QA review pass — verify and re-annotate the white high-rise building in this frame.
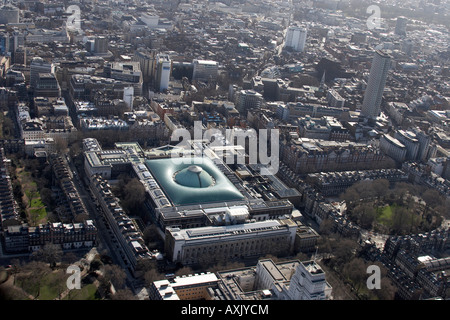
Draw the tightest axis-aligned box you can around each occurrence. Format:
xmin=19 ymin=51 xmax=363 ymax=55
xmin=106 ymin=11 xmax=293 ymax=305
xmin=394 ymin=130 xmax=419 ymax=161
xmin=286 ymin=261 xmax=327 ymax=300
xmin=155 ymin=54 xmax=171 ymax=92
xmin=361 ymin=50 xmax=391 ymax=119
xmin=123 ymin=87 xmax=134 ymax=110
xmin=284 ymin=26 xmax=307 ymax=52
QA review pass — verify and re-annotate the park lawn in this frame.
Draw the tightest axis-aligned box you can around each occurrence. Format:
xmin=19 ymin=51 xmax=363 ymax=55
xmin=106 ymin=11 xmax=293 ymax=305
xmin=17 ymin=169 xmax=48 ymax=225
xmin=63 ymin=283 xmax=99 ymax=300
xmin=29 ymin=198 xmax=48 ymax=224
xmin=30 ymin=197 xmax=45 ymax=208
xmin=376 ymin=204 xmax=397 ymax=227
xmin=39 ymin=283 xmax=60 ymax=300
xmin=18 ymin=271 xmax=64 ymax=300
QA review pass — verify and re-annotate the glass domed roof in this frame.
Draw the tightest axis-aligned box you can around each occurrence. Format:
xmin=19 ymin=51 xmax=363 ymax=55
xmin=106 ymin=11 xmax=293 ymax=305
xmin=174 ymin=165 xmax=214 ymax=188
xmin=145 ymin=157 xmax=245 ymax=206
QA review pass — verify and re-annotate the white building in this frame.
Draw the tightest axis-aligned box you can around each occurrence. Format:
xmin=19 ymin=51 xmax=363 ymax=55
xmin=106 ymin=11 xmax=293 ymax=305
xmin=394 ymin=130 xmax=420 ymax=161
xmin=361 ymin=50 xmax=391 ymax=119
xmin=165 ymin=219 xmax=298 ymax=265
xmin=284 ymin=260 xmax=328 ymax=300
xmin=150 ymin=273 xmax=219 ymax=300
xmin=387 ymin=102 xmax=410 ymax=124
xmin=192 ymin=59 xmax=218 ymax=82
xmin=218 ymin=258 xmax=331 ymax=300
xmin=140 ymin=13 xmax=159 ymax=27
xmin=427 ymin=157 xmax=446 ymax=177
xmin=410 ymin=127 xmax=431 ymax=162
xmin=105 ymin=61 xmax=143 ymax=95
xmin=284 ymin=26 xmax=307 ymax=52
xmin=30 ymin=57 xmax=54 ymax=88
xmin=380 ymin=133 xmax=407 ymax=162
xmin=123 ymin=86 xmax=134 ymax=110
xmin=155 ymin=54 xmax=171 ymax=91
xmin=327 ymin=89 xmax=345 ymax=108
xmin=235 ymin=89 xmax=263 ymax=113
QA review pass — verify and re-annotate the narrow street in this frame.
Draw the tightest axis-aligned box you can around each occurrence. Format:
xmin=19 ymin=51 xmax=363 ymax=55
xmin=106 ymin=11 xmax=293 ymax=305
xmin=65 ymin=155 xmax=143 ymax=295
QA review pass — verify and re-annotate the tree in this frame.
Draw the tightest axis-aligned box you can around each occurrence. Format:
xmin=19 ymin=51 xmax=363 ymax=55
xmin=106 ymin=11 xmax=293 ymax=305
xmin=68 ymin=140 xmax=81 ymax=159
xmin=319 ymin=219 xmax=335 ymax=235
xmin=175 ymin=266 xmax=194 ymax=277
xmin=317 ymin=236 xmax=333 ymax=260
xmin=111 ymin=173 xmax=131 ymax=199
xmin=143 ymin=224 xmax=161 ymax=243
xmin=208 ymin=261 xmax=245 ymax=273
xmin=12 ymin=180 xmax=23 ymax=199
xmin=10 ymin=259 xmax=22 ymax=285
xmin=135 ymin=258 xmax=157 ymax=273
xmin=392 ymin=207 xmax=409 ymax=235
xmin=63 ymin=252 xmax=78 ymax=264
xmin=330 ymin=238 xmax=359 ymax=269
xmin=371 ymin=179 xmax=390 ymax=199
xmin=342 ymin=258 xmax=367 ymax=295
xmin=54 ymin=136 xmax=68 ymax=154
xmin=144 ymin=269 xmax=164 ymax=286
xmin=101 ymin=264 xmax=127 ymax=290
xmin=421 ymin=189 xmax=443 ymax=208
xmin=122 ymin=178 xmax=146 ymax=215
xmin=2 ymin=116 xmax=14 ymax=138
xmin=111 ymin=288 xmax=137 ymax=300
xmin=40 ymin=187 xmax=54 ymax=208
xmin=74 ymin=213 xmax=90 ymax=223
xmin=27 ymin=190 xmax=40 ymax=209
xmin=435 ymin=199 xmax=450 ymax=219
xmin=32 ymin=244 xmax=63 ymax=268
xmin=353 ymin=203 xmax=376 ymax=230
xmin=21 ymin=261 xmax=51 ymax=298
xmin=90 ymin=259 xmax=103 ymax=272
xmin=340 ymin=187 xmax=360 ymax=204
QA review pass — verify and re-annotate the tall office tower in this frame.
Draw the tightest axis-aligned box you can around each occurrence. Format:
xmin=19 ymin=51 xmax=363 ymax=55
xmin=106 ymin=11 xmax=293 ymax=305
xmin=0 ymin=32 xmax=8 ymax=54
xmin=394 ymin=130 xmax=419 ymax=161
xmin=30 ymin=57 xmax=54 ymax=89
xmin=94 ymin=36 xmax=108 ymax=55
xmin=395 ymin=16 xmax=408 ymax=36
xmin=133 ymin=48 xmax=157 ymax=83
xmin=361 ymin=50 xmax=391 ymax=119
xmin=410 ymin=127 xmax=431 ymax=162
xmin=284 ymin=26 xmax=307 ymax=52
xmin=123 ymin=87 xmax=134 ymax=110
xmin=155 ymin=54 xmax=171 ymax=92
